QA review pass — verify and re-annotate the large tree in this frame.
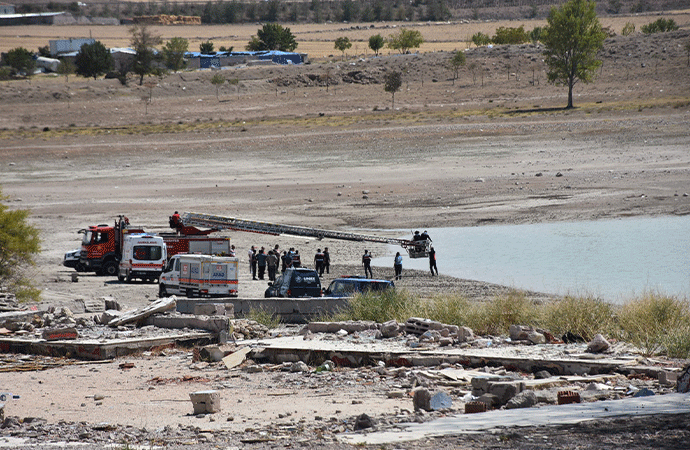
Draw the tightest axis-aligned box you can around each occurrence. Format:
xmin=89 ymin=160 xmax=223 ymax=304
xmin=542 ymin=0 xmax=606 ymax=109
xmin=0 ymin=188 xmax=41 ymax=302
xmin=387 ymin=28 xmax=424 ymax=54
xmin=368 ymin=34 xmax=384 ymax=56
xmin=130 ymin=24 xmax=162 ymax=85
xmin=162 ymin=37 xmax=189 ymax=71
xmin=246 ymin=24 xmax=298 ymax=52
xmin=334 ymin=36 xmax=352 ymax=60
xmin=5 ymin=47 xmax=36 ymax=76
xmin=75 ymin=41 xmax=113 ymax=79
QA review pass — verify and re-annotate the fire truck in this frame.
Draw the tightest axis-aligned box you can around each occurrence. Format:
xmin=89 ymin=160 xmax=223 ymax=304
xmin=77 ymin=215 xmax=231 ymax=277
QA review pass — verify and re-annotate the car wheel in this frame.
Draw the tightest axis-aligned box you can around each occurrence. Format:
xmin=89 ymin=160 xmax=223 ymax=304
xmin=102 ymin=261 xmax=118 ymax=277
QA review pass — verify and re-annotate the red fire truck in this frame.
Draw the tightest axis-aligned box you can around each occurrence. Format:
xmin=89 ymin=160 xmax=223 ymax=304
xmin=77 ymin=215 xmax=231 ymax=277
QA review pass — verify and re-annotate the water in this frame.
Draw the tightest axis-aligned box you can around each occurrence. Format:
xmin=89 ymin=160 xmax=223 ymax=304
xmin=373 ymin=216 xmax=690 ymax=303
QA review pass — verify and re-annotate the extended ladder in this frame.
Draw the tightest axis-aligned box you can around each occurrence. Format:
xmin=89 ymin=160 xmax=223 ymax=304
xmin=181 ymin=212 xmax=431 ymax=258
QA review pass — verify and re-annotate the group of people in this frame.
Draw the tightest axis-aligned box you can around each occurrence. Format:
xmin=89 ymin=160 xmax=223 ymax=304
xmin=247 ymin=245 xmax=331 ymax=281
xmin=363 ymin=243 xmax=438 ymax=280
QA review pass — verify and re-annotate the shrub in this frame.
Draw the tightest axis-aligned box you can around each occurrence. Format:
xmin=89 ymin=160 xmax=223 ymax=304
xmin=471 ymin=32 xmax=491 ymax=47
xmin=540 ymin=295 xmax=615 ymax=341
xmin=426 ymin=294 xmax=472 ymax=327
xmin=343 ymin=289 xmax=422 ymax=323
xmin=641 ymin=18 xmax=679 ymax=34
xmin=622 ymin=22 xmax=635 ymax=36
xmin=474 ymin=290 xmax=536 ymax=335
xmin=247 ymin=307 xmax=282 ymax=329
xmin=492 ymin=26 xmax=529 ymax=45
xmin=616 ymin=293 xmax=690 ymax=356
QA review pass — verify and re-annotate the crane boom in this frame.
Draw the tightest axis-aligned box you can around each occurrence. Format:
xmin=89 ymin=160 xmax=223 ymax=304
xmin=181 ymin=212 xmax=431 ymax=258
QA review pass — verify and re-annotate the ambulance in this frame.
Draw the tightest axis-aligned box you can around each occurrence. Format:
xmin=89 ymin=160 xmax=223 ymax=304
xmin=159 ymin=254 xmax=239 ymax=298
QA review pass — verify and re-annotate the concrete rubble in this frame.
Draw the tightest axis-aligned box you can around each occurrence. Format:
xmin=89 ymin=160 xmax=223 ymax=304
xmin=0 ymin=299 xmax=689 ymax=447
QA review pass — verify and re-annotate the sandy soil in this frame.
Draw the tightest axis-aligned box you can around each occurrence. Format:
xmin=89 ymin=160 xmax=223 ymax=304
xmin=0 ymin=26 xmax=689 ymax=449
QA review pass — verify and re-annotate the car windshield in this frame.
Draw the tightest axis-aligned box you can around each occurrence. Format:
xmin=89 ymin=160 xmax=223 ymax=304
xmin=133 ymin=245 xmax=163 ymax=261
xmin=82 ymin=231 xmax=93 ymax=245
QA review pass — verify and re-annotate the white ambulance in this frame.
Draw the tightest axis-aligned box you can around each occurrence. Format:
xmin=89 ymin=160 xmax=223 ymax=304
xmin=118 ymin=233 xmax=167 ymax=283
xmin=158 ymin=254 xmax=239 ymax=298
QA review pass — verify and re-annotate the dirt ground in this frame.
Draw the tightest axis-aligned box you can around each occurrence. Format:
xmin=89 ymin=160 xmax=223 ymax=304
xmin=0 ymin=24 xmax=689 ymax=449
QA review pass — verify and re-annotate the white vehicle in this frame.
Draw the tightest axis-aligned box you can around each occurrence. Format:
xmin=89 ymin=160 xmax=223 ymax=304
xmin=118 ymin=234 xmax=167 ymax=283
xmin=159 ymin=254 xmax=239 ymax=298
xmin=63 ymin=248 xmax=85 ymax=271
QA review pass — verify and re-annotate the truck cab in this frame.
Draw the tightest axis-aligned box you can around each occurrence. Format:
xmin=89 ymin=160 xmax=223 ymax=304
xmin=79 ymin=216 xmax=143 ymax=276
xmin=118 ymin=234 xmax=167 ymax=283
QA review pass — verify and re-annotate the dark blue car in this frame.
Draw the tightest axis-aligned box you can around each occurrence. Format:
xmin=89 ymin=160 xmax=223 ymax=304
xmin=323 ymin=276 xmax=395 ymax=297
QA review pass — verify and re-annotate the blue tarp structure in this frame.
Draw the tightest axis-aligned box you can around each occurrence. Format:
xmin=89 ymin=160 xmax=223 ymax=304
xmin=185 ymin=50 xmax=303 ymax=66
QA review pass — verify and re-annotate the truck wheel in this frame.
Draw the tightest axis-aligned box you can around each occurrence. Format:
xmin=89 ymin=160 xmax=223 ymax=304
xmin=159 ymin=284 xmax=167 ymax=298
xmin=102 ymin=261 xmax=118 ymax=277
xmin=75 ymin=263 xmax=87 ymax=272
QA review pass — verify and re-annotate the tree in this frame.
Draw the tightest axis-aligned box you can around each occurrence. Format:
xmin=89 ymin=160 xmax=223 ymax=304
xmin=5 ymin=47 xmax=35 ymax=76
xmin=387 ymin=28 xmax=424 ymax=54
xmin=0 ymin=188 xmax=41 ymax=302
xmin=449 ymin=50 xmax=466 ymax=85
xmin=492 ymin=26 xmax=529 ymax=45
xmin=162 ymin=37 xmax=188 ymax=71
xmin=368 ymin=34 xmax=385 ymax=56
xmin=384 ymin=71 xmax=402 ymax=108
xmin=56 ymin=59 xmax=76 ymax=82
xmin=75 ymin=41 xmax=113 ymax=79
xmin=542 ymin=0 xmax=606 ymax=109
xmin=211 ymin=73 xmax=225 ymax=100
xmin=334 ymin=37 xmax=352 ymax=60
xmin=130 ymin=24 xmax=162 ymax=85
xmin=471 ymin=32 xmax=491 ymax=47
xmin=246 ymin=24 xmax=298 ymax=52
xmin=200 ymin=40 xmax=215 ymax=54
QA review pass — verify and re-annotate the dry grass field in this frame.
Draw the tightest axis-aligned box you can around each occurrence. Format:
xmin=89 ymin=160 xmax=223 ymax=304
xmin=1 ymin=11 xmax=689 ymax=58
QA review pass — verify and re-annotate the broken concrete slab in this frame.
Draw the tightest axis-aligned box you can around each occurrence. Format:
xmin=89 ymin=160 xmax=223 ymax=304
xmin=339 ymin=393 xmax=690 ymax=445
xmin=176 ymin=297 xmax=349 ymax=323
xmin=41 ymin=327 xmax=78 ymax=341
xmin=145 ymin=313 xmax=230 ymax=334
xmin=0 ymin=331 xmax=214 ymax=360
xmin=307 ymin=321 xmax=378 ymax=334
xmin=108 ymin=297 xmax=176 ymax=327
xmin=222 ymin=346 xmax=252 ymax=370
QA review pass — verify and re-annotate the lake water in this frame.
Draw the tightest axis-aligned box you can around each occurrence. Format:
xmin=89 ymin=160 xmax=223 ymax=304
xmin=373 ymin=216 xmax=690 ymax=303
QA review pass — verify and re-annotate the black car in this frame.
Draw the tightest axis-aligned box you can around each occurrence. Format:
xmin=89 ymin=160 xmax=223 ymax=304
xmin=264 ymin=267 xmax=322 ymax=298
xmin=323 ymin=276 xmax=395 ymax=297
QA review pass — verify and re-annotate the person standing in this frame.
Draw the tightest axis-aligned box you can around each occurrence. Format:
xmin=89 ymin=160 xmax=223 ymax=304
xmin=314 ymin=249 xmax=325 ymax=275
xmin=229 ymin=245 xmax=236 ymax=257
xmin=323 ymin=247 xmax=331 ymax=274
xmin=394 ymin=252 xmax=403 ymax=280
xmin=256 ymin=247 xmax=267 ymax=280
xmin=292 ymin=250 xmax=301 ymax=268
xmin=281 ymin=250 xmax=290 ymax=273
xmin=248 ymin=246 xmax=257 ymax=280
xmin=267 ymin=250 xmax=279 ymax=281
xmin=429 ymin=246 xmax=438 ymax=276
xmin=362 ymin=250 xmax=373 ymax=278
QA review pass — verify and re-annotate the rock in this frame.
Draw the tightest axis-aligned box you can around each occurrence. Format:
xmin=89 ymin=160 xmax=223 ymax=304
xmin=455 ymin=326 xmax=474 ymax=343
xmin=439 ymin=337 xmax=454 ymax=346
xmin=527 ymin=331 xmax=546 ymax=344
xmin=534 ymin=370 xmax=552 ymax=379
xmin=476 ymin=393 xmax=500 ymax=409
xmin=413 ymin=388 xmax=431 ymax=411
xmin=429 ymin=392 xmax=452 ymax=410
xmin=505 ymin=390 xmax=537 ymax=409
xmin=353 ymin=413 xmax=374 ymax=430
xmin=290 ymin=361 xmax=309 ymax=373
xmin=587 ymin=334 xmax=610 ymax=353
xmin=509 ymin=324 xmax=533 ymax=341
xmin=677 ymin=364 xmax=690 ymax=393
xmin=562 ymin=331 xmax=586 ymax=343
xmin=380 ymin=320 xmax=400 ymax=338
xmin=633 ymin=387 xmax=655 ymax=397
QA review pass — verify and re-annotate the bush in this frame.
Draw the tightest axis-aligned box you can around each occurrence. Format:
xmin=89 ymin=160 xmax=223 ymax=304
xmin=247 ymin=307 xmax=282 ymax=329
xmin=622 ymin=22 xmax=635 ymax=36
xmin=471 ymin=32 xmax=491 ymax=47
xmin=616 ymin=293 xmax=690 ymax=356
xmin=641 ymin=18 xmax=679 ymax=34
xmin=474 ymin=290 xmax=536 ymax=335
xmin=492 ymin=26 xmax=529 ymax=45
xmin=342 ymin=289 xmax=421 ymax=323
xmin=426 ymin=294 xmax=472 ymax=327
xmin=540 ymin=295 xmax=615 ymax=341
